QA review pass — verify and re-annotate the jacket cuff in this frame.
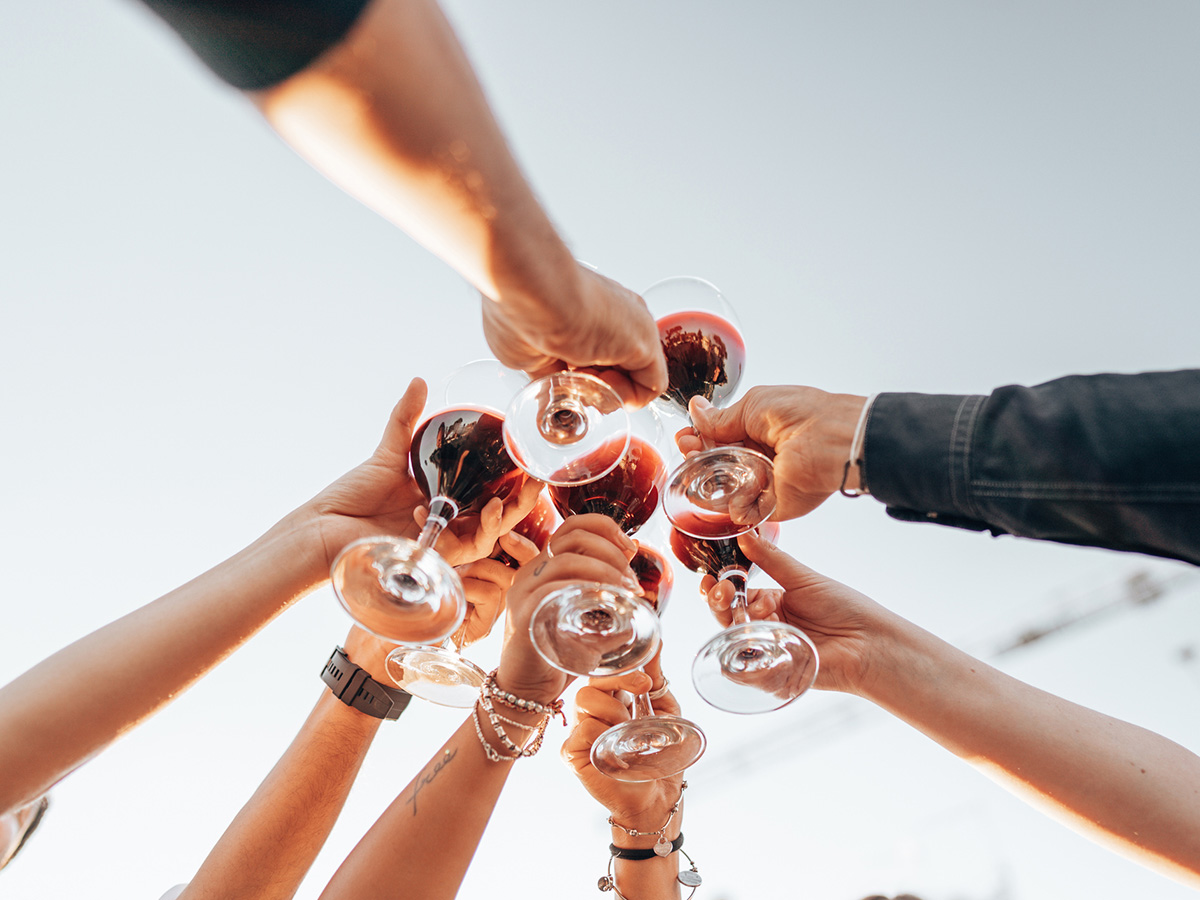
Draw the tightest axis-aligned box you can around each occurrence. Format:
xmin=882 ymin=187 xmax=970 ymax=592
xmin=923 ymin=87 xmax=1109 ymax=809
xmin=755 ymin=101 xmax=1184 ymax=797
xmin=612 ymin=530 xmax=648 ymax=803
xmin=862 ymin=392 xmax=989 ymax=521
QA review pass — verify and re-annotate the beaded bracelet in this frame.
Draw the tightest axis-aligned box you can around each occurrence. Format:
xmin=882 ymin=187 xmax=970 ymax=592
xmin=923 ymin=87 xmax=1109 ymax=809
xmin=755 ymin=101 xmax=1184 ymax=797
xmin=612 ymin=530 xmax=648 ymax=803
xmin=481 ymin=669 xmax=567 ymax=724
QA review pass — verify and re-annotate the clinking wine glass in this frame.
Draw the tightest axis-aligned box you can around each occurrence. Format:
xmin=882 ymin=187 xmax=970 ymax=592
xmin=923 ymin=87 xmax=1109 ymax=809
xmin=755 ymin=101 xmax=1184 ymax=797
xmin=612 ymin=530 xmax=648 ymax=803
xmin=590 ymin=545 xmax=708 ymax=781
xmin=384 ymin=494 xmax=556 ymax=707
xmin=643 ymin=276 xmax=777 ymax=539
xmin=529 ymin=415 xmax=668 ymax=677
xmin=445 ymin=359 xmax=631 ymax=487
xmin=330 ymin=406 xmax=528 ymax=647
xmin=670 ymin=523 xmax=819 ymax=714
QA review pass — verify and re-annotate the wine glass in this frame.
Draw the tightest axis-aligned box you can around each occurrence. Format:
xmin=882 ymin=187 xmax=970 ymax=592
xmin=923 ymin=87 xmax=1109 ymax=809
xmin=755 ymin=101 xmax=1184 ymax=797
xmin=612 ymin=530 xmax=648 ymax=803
xmin=383 ymin=495 xmax=556 ymax=707
xmin=590 ymin=545 xmax=708 ymax=781
xmin=330 ymin=406 xmax=528 ymax=645
xmin=445 ymin=359 xmax=631 ymax=487
xmin=643 ymin=276 xmax=777 ymax=539
xmin=670 ymin=523 xmax=819 ymax=714
xmin=529 ymin=411 xmax=667 ymax=677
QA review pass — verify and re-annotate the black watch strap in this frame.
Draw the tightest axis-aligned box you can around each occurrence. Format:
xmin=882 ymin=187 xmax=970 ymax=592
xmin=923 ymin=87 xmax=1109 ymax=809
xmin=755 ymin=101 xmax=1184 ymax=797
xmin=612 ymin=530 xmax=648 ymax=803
xmin=321 ymin=647 xmax=412 ymax=720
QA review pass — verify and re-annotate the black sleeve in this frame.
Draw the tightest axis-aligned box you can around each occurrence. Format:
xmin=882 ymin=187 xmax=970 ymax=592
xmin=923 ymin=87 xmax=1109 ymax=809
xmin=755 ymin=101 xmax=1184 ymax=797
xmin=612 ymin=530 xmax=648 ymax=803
xmin=861 ymin=370 xmax=1200 ymax=566
xmin=136 ymin=0 xmax=373 ymax=90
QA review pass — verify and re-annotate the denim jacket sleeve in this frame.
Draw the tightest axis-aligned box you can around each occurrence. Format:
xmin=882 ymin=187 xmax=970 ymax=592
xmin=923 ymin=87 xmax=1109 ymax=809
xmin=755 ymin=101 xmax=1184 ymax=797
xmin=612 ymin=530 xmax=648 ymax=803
xmin=860 ymin=370 xmax=1200 ymax=566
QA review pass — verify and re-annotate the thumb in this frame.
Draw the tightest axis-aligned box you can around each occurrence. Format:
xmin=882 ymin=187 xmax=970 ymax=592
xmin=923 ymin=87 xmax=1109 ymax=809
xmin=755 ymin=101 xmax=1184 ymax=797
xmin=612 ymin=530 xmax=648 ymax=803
xmin=375 ymin=378 xmax=427 ymax=458
xmin=737 ymin=530 xmax=821 ymax=591
xmin=689 ymin=395 xmax=750 ymax=444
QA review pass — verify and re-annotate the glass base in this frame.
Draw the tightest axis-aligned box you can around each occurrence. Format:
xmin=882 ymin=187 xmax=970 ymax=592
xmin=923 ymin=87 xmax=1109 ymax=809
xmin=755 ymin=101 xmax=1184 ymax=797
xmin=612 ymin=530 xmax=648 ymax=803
xmin=330 ymin=536 xmax=466 ymax=645
xmin=590 ymin=715 xmax=707 ymax=782
xmin=529 ymin=585 xmax=661 ymax=676
xmin=665 ymin=446 xmax=776 ymax=538
xmin=385 ymin=645 xmax=485 ymax=708
xmin=504 ymin=371 xmax=629 ymax=486
xmin=692 ymin=621 xmax=819 ymax=714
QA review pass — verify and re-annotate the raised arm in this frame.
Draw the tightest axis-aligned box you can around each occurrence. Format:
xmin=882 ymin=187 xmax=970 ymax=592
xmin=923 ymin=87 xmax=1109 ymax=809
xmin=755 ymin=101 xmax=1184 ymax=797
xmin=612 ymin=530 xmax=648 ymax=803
xmin=319 ymin=514 xmax=641 ymax=900
xmin=138 ymin=0 xmax=666 ymax=404
xmin=0 ymin=378 xmax=534 ymax=816
xmin=563 ymin=660 xmax=692 ymax=900
xmin=682 ymin=370 xmax=1200 ymax=565
xmin=704 ymin=533 xmax=1200 ymax=888
xmin=178 ymin=628 xmax=404 ymax=900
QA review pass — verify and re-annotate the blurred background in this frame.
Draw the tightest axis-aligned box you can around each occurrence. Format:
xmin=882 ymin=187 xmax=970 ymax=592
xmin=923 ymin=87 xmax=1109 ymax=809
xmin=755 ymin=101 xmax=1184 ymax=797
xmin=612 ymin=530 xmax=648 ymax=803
xmin=2 ymin=1 xmax=1198 ymax=897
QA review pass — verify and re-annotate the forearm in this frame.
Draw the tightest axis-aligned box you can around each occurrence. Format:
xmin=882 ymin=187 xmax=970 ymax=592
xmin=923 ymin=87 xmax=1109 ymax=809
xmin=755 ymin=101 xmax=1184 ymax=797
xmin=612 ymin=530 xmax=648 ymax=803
xmin=0 ymin=510 xmax=327 ymax=814
xmin=319 ymin=713 xmax=519 ymax=900
xmin=254 ymin=0 xmax=577 ymax=316
xmin=863 ymin=370 xmax=1200 ymax=565
xmin=860 ymin=618 xmax=1200 ymax=885
xmin=181 ymin=691 xmax=383 ymax=900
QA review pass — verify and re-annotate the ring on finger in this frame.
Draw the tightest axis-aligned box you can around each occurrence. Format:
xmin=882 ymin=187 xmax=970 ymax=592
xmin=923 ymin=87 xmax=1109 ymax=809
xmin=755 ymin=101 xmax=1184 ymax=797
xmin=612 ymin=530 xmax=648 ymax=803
xmin=647 ymin=678 xmax=670 ymax=701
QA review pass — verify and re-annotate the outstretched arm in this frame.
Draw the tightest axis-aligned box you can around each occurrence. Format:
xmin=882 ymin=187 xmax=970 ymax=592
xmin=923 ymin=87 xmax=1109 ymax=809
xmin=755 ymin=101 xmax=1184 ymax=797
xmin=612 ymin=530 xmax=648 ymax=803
xmin=705 ymin=533 xmax=1200 ymax=888
xmin=320 ymin=514 xmax=641 ymax=900
xmin=0 ymin=378 xmax=534 ymax=816
xmin=681 ymin=370 xmax=1200 ymax=565
xmin=138 ymin=0 xmax=666 ymax=404
xmin=179 ymin=628 xmax=400 ymax=900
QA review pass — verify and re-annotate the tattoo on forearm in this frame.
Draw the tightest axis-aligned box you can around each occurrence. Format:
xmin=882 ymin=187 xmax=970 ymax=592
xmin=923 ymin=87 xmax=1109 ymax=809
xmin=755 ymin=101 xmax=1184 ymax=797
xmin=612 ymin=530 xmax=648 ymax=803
xmin=533 ymin=561 xmax=547 ymax=576
xmin=405 ymin=747 xmax=458 ymax=816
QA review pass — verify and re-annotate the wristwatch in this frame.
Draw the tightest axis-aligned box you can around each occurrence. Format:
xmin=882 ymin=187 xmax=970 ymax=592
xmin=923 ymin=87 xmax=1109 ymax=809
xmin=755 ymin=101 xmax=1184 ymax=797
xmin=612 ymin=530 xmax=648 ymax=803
xmin=320 ymin=647 xmax=412 ymax=720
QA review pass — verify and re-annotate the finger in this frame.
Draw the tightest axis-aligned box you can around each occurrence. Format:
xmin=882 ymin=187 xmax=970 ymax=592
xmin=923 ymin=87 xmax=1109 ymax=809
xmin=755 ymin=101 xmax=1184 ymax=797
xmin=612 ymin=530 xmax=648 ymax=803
xmin=574 ymin=686 xmax=636 ymax=728
xmin=553 ymin=514 xmax=638 ymax=556
xmin=738 ymin=530 xmax=824 ymax=590
xmin=586 ymin=670 xmax=653 ymax=696
xmin=587 ymin=367 xmax=639 ymax=408
xmin=536 ymin=556 xmax=642 ymax=595
xmin=561 ymin=718 xmax=611 ymax=769
xmin=641 ymin=648 xmax=665 ymax=687
xmin=689 ymin=394 xmax=753 ymax=446
xmin=375 ymin=378 xmax=427 ymax=460
xmin=461 ymin=556 xmax=518 ymax=592
xmin=548 ymin=529 xmax=638 ymax=581
xmin=496 ymin=530 xmax=540 ymax=566
xmin=627 ymin=354 xmax=668 ymax=407
xmin=496 ymin=479 xmax=545 ymax=535
xmin=459 ymin=577 xmax=505 ymax=643
xmin=675 ymin=428 xmax=705 ymax=457
xmin=698 ymin=574 xmax=717 ymax=595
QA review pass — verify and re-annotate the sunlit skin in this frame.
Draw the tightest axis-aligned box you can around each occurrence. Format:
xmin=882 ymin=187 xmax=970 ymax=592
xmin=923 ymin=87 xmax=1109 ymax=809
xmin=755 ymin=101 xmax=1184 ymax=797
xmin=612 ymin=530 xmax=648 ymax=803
xmin=703 ymin=531 xmax=1200 ymax=889
xmin=0 ymin=378 xmax=537 ymax=819
xmin=564 ymin=659 xmax=688 ymax=900
xmin=676 ymin=390 xmax=868 ymax=519
xmin=253 ymin=0 xmax=666 ymax=406
xmin=319 ymin=515 xmax=641 ymax=900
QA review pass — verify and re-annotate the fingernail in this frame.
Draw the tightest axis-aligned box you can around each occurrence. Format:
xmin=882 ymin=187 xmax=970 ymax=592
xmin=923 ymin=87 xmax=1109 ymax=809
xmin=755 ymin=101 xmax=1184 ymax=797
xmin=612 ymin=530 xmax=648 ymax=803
xmin=623 ymin=575 xmax=645 ymax=596
xmin=691 ymin=396 xmax=713 ymax=414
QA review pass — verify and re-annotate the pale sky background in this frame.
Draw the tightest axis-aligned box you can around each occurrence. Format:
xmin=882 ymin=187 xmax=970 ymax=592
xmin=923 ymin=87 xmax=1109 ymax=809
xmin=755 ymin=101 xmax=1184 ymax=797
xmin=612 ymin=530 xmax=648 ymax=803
xmin=2 ymin=2 xmax=1200 ymax=898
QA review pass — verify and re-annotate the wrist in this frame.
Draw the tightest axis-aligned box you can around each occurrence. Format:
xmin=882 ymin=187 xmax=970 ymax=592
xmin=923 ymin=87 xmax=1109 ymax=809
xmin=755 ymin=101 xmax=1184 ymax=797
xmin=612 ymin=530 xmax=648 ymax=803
xmin=815 ymin=392 xmax=868 ymax=493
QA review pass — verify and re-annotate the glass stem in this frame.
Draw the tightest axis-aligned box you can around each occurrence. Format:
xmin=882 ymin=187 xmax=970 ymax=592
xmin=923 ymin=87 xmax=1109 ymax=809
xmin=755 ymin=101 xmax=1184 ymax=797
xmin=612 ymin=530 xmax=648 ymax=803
xmin=719 ymin=566 xmax=751 ymax=626
xmin=417 ymin=496 xmax=459 ymax=550
xmin=631 ymin=672 xmax=655 ymax=720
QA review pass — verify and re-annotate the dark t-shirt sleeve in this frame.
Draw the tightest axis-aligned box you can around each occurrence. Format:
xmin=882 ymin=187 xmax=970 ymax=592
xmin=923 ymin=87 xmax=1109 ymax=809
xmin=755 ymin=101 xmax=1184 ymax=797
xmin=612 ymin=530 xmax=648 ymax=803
xmin=137 ymin=0 xmax=372 ymax=90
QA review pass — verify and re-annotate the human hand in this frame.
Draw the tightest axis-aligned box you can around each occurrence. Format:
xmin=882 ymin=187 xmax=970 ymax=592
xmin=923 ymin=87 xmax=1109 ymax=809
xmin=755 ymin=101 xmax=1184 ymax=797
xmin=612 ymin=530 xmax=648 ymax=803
xmin=452 ymin=531 xmax=537 ymax=646
xmin=561 ymin=654 xmax=686 ymax=832
xmin=304 ymin=378 xmax=541 ymax=575
xmin=495 ymin=515 xmax=640 ymax=704
xmin=702 ymin=530 xmax=904 ymax=696
xmin=480 ymin=263 xmax=667 ymax=408
xmin=676 ymin=386 xmax=867 ymax=520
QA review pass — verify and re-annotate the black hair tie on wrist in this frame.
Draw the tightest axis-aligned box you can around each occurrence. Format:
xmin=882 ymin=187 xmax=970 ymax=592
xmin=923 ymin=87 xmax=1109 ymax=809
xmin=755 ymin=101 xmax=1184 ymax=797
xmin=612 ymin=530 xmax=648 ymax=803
xmin=609 ymin=834 xmax=684 ymax=860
